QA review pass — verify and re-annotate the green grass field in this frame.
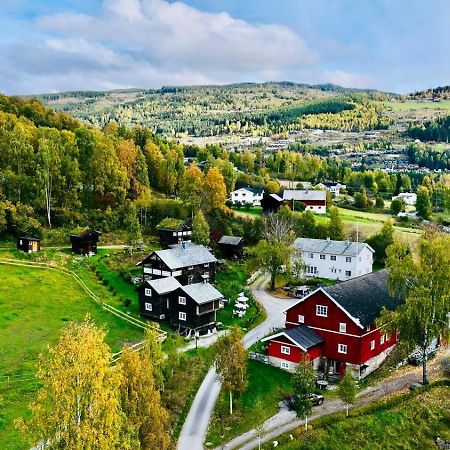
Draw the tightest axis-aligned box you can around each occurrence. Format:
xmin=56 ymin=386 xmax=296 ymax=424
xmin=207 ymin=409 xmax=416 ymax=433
xmin=0 ymin=263 xmax=143 ymax=450
xmin=378 ymin=99 xmax=450 ymax=112
xmin=268 ymin=382 xmax=450 ymax=449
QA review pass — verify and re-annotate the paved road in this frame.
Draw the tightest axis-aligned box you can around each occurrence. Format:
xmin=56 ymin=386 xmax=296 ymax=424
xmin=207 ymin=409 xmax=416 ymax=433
xmin=217 ymin=347 xmax=450 ymax=450
xmin=177 ymin=276 xmax=297 ymax=450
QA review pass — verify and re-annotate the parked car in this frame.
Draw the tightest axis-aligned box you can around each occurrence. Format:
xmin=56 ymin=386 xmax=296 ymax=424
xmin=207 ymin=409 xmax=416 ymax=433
xmin=408 ymin=348 xmax=436 ymax=366
xmin=284 ymin=393 xmax=324 ymax=410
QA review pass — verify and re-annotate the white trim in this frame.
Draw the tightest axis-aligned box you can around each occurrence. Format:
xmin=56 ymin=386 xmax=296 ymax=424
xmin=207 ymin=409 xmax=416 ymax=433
xmin=285 ymin=322 xmax=361 ymax=338
xmin=261 ymin=334 xmax=308 ymax=352
xmin=339 ymin=322 xmax=347 ymax=333
xmin=316 ymin=305 xmax=328 ymax=317
xmin=281 ymin=361 xmax=290 ymax=369
xmin=144 ymin=302 xmax=152 ymax=311
xmin=298 ymin=314 xmax=305 ymax=323
xmin=144 ymin=288 xmax=152 ymax=297
xmin=178 ymin=311 xmax=186 ymax=321
xmin=281 ymin=345 xmax=291 ymax=355
xmin=178 ymin=296 xmax=186 ymax=305
xmin=338 ymin=343 xmax=347 ymax=354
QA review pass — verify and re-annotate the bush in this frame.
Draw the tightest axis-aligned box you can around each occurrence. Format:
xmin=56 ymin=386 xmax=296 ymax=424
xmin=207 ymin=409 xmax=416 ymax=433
xmin=123 ymin=297 xmax=132 ymax=307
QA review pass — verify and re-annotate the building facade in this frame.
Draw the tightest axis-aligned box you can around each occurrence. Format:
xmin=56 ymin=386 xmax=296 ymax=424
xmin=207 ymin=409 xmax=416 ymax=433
xmin=17 ymin=236 xmax=40 ymax=253
xmin=230 ymin=187 xmax=264 ymax=206
xmin=282 ymin=189 xmax=327 ymax=214
xmin=156 ymin=218 xmax=192 ymax=248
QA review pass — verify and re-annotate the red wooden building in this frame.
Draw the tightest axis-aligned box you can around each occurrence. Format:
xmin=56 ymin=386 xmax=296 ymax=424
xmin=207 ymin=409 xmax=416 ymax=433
xmin=263 ymin=270 xmax=403 ymax=379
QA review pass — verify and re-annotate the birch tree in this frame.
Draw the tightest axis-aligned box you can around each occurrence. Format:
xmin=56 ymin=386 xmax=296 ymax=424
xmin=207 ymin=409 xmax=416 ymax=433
xmin=292 ymin=359 xmax=316 ymax=431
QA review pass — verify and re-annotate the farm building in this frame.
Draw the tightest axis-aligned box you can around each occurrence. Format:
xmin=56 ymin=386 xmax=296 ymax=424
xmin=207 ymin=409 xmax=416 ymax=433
xmin=157 ymin=218 xmax=192 ymax=249
xmin=282 ymin=189 xmax=327 ymax=214
xmin=261 ymin=192 xmax=283 ymax=213
xmin=218 ymin=235 xmax=245 ymax=259
xmin=262 ymin=270 xmax=402 ymax=379
xmin=69 ymin=229 xmax=101 ymax=255
xmin=17 ymin=236 xmax=40 ymax=253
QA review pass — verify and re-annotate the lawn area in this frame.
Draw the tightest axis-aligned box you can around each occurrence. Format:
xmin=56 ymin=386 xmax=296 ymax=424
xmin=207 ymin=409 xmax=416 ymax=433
xmin=0 ymin=263 xmax=144 ymax=450
xmin=206 ymin=360 xmax=293 ymax=447
xmin=232 ymin=206 xmax=263 ymax=218
xmin=267 ymin=381 xmax=450 ymax=450
xmin=377 ymin=99 xmax=450 ymax=112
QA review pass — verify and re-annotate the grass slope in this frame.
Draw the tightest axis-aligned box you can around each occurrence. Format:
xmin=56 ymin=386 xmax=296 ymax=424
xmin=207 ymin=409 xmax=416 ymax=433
xmin=0 ymin=264 xmax=143 ymax=450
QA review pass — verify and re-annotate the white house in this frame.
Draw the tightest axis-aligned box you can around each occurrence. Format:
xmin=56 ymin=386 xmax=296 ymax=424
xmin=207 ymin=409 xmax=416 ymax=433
xmin=294 ymin=237 xmax=374 ymax=281
xmin=230 ymin=187 xmax=264 ymax=206
xmin=282 ymin=189 xmax=327 ymax=214
xmin=315 ymin=182 xmax=347 ymax=197
xmin=392 ymin=192 xmax=417 ymax=206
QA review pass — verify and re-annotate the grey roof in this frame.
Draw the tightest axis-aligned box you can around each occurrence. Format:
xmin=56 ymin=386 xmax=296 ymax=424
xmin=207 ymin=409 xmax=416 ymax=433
xmin=285 ymin=326 xmax=324 ymax=349
xmin=282 ymin=189 xmax=326 ymax=201
xmin=323 ymin=269 xmax=403 ymax=327
xmin=180 ymin=282 xmax=223 ymax=305
xmin=141 ymin=243 xmax=217 ymax=270
xmin=293 ymin=238 xmax=374 ymax=256
xmin=146 ymin=277 xmax=181 ymax=295
xmin=234 ymin=187 xmax=264 ymax=195
xmin=218 ymin=235 xmax=243 ymax=246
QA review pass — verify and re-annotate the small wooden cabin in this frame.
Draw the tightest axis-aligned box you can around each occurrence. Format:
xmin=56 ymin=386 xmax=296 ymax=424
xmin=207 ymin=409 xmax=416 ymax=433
xmin=218 ymin=235 xmax=245 ymax=259
xmin=261 ymin=192 xmax=283 ymax=214
xmin=17 ymin=236 xmax=40 ymax=253
xmin=70 ymin=229 xmax=101 ymax=255
xmin=157 ymin=218 xmax=192 ymax=249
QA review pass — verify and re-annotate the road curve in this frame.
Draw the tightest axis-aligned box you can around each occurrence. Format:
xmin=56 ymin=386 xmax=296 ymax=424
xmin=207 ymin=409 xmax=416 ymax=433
xmin=176 ymin=276 xmax=297 ymax=450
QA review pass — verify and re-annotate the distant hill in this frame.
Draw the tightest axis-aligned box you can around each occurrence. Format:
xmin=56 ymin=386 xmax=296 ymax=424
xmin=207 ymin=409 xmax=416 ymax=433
xmin=32 ymin=82 xmax=390 ymax=136
xmin=407 ymin=85 xmax=450 ymax=100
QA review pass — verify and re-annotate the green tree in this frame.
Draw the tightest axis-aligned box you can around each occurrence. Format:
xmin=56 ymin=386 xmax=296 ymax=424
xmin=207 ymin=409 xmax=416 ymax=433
xmin=265 ymin=180 xmax=280 ymax=194
xmin=416 ymin=186 xmax=432 ymax=219
xmin=179 ymin=165 xmax=203 ymax=213
xmin=375 ymin=195 xmax=385 ymax=209
xmin=144 ymin=326 xmax=165 ymax=391
xmin=328 ymin=206 xmax=345 ymax=240
xmin=124 ymin=204 xmax=142 ymax=252
xmin=365 ymin=219 xmax=395 ymax=265
xmin=381 ymin=230 xmax=450 ymax=384
xmin=191 ymin=210 xmax=210 ymax=246
xmin=296 ymin=210 xmax=317 ymax=238
xmin=354 ymin=188 xmax=368 ymax=209
xmin=338 ymin=370 xmax=357 ymax=416
xmin=253 ymin=399 xmax=266 ymax=450
xmin=292 ymin=359 xmax=316 ymax=431
xmin=17 ymin=318 xmax=127 ymax=449
xmin=390 ymin=198 xmax=404 ymax=215
xmin=214 ymin=327 xmax=247 ymax=415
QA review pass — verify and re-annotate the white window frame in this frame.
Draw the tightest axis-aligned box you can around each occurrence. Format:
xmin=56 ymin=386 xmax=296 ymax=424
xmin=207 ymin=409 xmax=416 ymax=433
xmin=298 ymin=314 xmax=305 ymax=324
xmin=281 ymin=361 xmax=290 ymax=369
xmin=345 ymin=270 xmax=352 ymax=277
xmin=380 ymin=334 xmax=385 ymax=345
xmin=338 ymin=343 xmax=347 ymax=354
xmin=370 ymin=340 xmax=375 ymax=350
xmin=178 ymin=311 xmax=186 ymax=321
xmin=331 ymin=255 xmax=336 ymax=261
xmin=281 ymin=345 xmax=290 ymax=355
xmin=320 ymin=254 xmax=326 ymax=260
xmin=339 ymin=322 xmax=347 ymax=333
xmin=178 ymin=296 xmax=186 ymax=305
xmin=346 ymin=256 xmax=352 ymax=262
xmin=316 ymin=305 xmax=328 ymax=317
xmin=144 ymin=302 xmax=152 ymax=311
xmin=204 ymin=263 xmax=209 ymax=268
xmin=144 ymin=288 xmax=152 ymax=297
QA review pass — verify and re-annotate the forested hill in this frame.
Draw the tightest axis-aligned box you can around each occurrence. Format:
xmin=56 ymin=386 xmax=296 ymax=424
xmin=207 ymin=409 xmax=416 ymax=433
xmin=33 ymin=82 xmax=390 ymax=137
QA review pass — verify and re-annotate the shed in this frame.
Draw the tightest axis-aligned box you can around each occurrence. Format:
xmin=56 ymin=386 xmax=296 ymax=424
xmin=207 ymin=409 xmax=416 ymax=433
xmin=69 ymin=229 xmax=101 ymax=255
xmin=17 ymin=236 xmax=41 ymax=253
xmin=218 ymin=235 xmax=245 ymax=259
xmin=156 ymin=218 xmax=192 ymax=248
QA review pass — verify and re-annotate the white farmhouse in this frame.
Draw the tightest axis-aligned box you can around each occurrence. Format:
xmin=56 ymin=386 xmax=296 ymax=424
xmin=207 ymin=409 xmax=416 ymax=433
xmin=294 ymin=237 xmax=374 ymax=281
xmin=315 ymin=182 xmax=347 ymax=197
xmin=391 ymin=192 xmax=417 ymax=206
xmin=230 ymin=187 xmax=264 ymax=206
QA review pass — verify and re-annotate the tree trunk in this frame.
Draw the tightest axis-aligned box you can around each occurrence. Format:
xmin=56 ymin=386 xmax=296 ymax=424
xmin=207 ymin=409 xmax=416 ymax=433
xmin=422 ymin=339 xmax=429 ymax=385
xmin=270 ymin=273 xmax=275 ymax=290
xmin=229 ymin=391 xmax=233 ymax=415
xmin=305 ymin=415 xmax=308 ymax=431
xmin=346 ymin=403 xmax=349 ymax=417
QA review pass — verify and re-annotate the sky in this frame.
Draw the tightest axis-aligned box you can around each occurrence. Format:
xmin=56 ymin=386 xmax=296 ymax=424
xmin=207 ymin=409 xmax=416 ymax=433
xmin=1 ymin=0 xmax=449 ymax=95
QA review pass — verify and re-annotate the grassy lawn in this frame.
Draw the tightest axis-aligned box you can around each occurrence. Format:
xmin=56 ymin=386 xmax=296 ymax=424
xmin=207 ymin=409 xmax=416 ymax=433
xmin=267 ymin=382 xmax=450 ymax=449
xmin=380 ymin=99 xmax=450 ymax=112
xmin=0 ymin=263 xmax=144 ymax=450
xmin=232 ymin=206 xmax=263 ymax=218
xmin=206 ymin=360 xmax=293 ymax=447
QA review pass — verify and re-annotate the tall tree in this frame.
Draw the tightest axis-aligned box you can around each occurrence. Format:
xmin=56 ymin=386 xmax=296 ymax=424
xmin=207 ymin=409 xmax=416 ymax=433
xmin=365 ymin=219 xmax=395 ymax=265
xmin=124 ymin=203 xmax=142 ymax=252
xmin=416 ymin=186 xmax=432 ymax=219
xmin=179 ymin=165 xmax=203 ymax=213
xmin=191 ymin=211 xmax=210 ymax=246
xmin=328 ymin=206 xmax=345 ymax=240
xmin=214 ymin=327 xmax=247 ymax=415
xmin=119 ymin=347 xmax=170 ymax=450
xmin=381 ymin=230 xmax=450 ymax=384
xmin=338 ymin=370 xmax=357 ymax=416
xmin=202 ymin=167 xmax=227 ymax=213
xmin=144 ymin=326 xmax=165 ymax=391
xmin=292 ymin=359 xmax=316 ymax=431
xmin=17 ymin=318 xmax=126 ymax=449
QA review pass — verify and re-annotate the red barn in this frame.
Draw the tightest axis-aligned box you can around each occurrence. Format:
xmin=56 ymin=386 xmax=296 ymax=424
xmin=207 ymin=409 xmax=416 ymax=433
xmin=263 ymin=270 xmax=402 ymax=379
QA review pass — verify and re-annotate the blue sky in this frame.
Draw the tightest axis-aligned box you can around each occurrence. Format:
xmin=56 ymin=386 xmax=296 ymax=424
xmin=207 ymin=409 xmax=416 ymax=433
xmin=1 ymin=0 xmax=449 ymax=94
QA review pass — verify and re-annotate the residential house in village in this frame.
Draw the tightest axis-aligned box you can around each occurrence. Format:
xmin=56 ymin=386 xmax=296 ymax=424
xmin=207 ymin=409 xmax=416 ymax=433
xmin=17 ymin=236 xmax=40 ymax=253
xmin=261 ymin=192 xmax=283 ymax=214
xmin=392 ymin=192 xmax=417 ymax=206
xmin=218 ymin=235 xmax=245 ymax=259
xmin=156 ymin=218 xmax=192 ymax=248
xmin=230 ymin=187 xmax=264 ymax=206
xmin=294 ymin=238 xmax=374 ymax=281
xmin=315 ymin=182 xmax=347 ymax=197
xmin=69 ymin=229 xmax=101 ymax=255
xmin=262 ymin=270 xmax=402 ymax=379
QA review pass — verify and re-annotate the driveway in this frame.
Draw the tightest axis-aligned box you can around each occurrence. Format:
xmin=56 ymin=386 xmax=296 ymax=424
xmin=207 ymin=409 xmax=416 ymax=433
xmin=177 ymin=276 xmax=298 ymax=450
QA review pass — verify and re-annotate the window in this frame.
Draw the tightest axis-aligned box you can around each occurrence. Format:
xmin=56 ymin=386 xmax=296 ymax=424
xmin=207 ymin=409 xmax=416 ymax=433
xmin=188 ymin=275 xmax=194 ymax=284
xmin=370 ymin=340 xmax=375 ymax=350
xmin=172 ymin=231 xmax=177 ymax=236
xmin=178 ymin=296 xmax=186 ymax=305
xmin=19 ymin=239 xmax=23 ymax=245
xmin=281 ymin=346 xmax=290 ymax=355
xmin=298 ymin=314 xmax=305 ymax=324
xmin=144 ymin=288 xmax=152 ymax=297
xmin=339 ymin=322 xmax=347 ymax=333
xmin=380 ymin=334 xmax=385 ymax=345
xmin=281 ymin=361 xmax=290 ymax=369
xmin=366 ymin=325 xmax=371 ymax=332
xmin=309 ymin=253 xmax=314 ymax=259
xmin=346 ymin=257 xmax=352 ymax=262
xmin=144 ymin=303 xmax=152 ymax=311
xmin=338 ymin=344 xmax=347 ymax=354
xmin=188 ymin=266 xmax=193 ymax=270
xmin=320 ymin=254 xmax=326 ymax=260
xmin=204 ymin=263 xmax=209 ymax=268
xmin=316 ymin=305 xmax=328 ymax=317
xmin=345 ymin=270 xmax=352 ymax=277
xmin=331 ymin=255 xmax=336 ymax=261
xmin=178 ymin=312 xmax=186 ymax=321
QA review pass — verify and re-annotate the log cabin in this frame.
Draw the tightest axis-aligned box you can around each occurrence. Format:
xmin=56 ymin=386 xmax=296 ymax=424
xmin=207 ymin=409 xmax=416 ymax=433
xmin=69 ymin=229 xmax=101 ymax=255
xmin=218 ymin=235 xmax=245 ymax=259
xmin=17 ymin=236 xmax=40 ymax=253
xmin=156 ymin=218 xmax=192 ymax=249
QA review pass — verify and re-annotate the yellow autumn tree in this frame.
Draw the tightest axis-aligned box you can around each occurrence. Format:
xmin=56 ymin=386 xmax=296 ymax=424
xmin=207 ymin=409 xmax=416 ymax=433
xmin=201 ymin=167 xmax=228 ymax=213
xmin=17 ymin=317 xmax=129 ymax=449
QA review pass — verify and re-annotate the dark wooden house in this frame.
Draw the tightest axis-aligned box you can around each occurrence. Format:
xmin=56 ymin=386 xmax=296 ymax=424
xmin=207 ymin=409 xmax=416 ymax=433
xmin=69 ymin=229 xmax=101 ymax=255
xmin=138 ymin=243 xmax=217 ymax=285
xmin=157 ymin=218 xmax=192 ymax=249
xmin=169 ymin=282 xmax=223 ymax=334
xmin=261 ymin=192 xmax=283 ymax=214
xmin=218 ymin=235 xmax=245 ymax=259
xmin=17 ymin=236 xmax=40 ymax=253
xmin=138 ymin=276 xmax=181 ymax=321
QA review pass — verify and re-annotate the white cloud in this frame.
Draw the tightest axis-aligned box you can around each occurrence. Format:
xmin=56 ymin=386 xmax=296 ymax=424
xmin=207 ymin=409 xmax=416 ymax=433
xmin=322 ymin=69 xmax=377 ymax=89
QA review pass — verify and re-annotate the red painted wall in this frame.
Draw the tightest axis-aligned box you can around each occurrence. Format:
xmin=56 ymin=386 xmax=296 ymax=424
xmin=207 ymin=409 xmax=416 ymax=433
xmin=267 ymin=335 xmax=321 ymax=363
xmin=303 ymin=200 xmax=327 ymax=206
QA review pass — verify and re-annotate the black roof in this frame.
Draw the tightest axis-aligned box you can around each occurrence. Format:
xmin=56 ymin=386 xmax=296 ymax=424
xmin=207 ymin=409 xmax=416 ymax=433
xmin=323 ymin=269 xmax=403 ymax=327
xmin=285 ymin=326 xmax=324 ymax=349
xmin=69 ymin=229 xmax=101 ymax=238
